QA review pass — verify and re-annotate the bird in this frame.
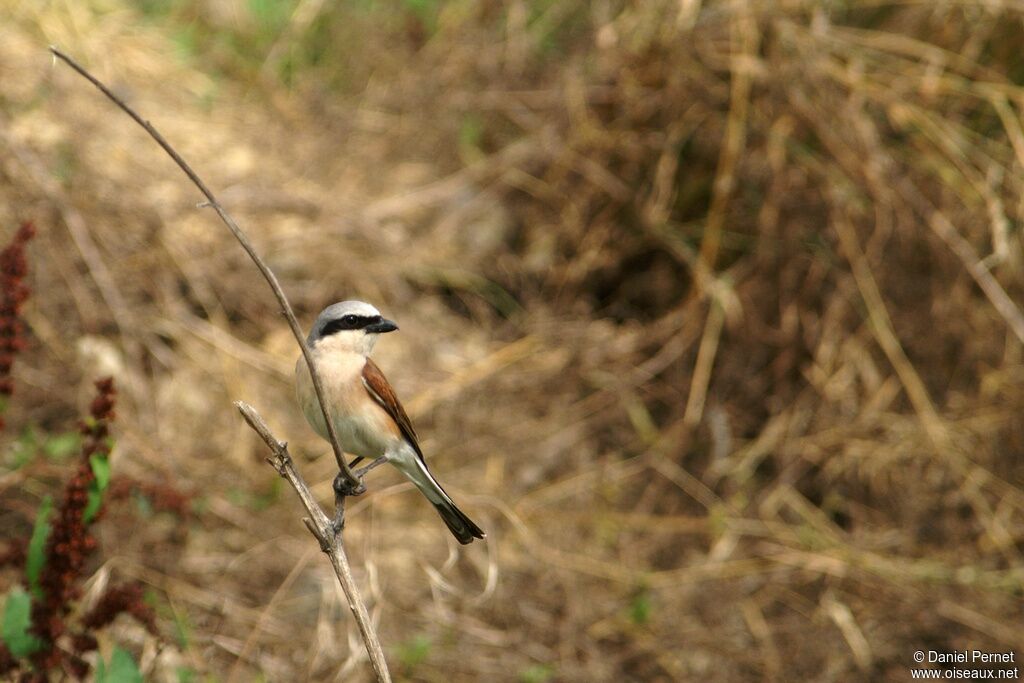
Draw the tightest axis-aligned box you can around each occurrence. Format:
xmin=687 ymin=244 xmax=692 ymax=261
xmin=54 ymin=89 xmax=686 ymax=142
xmin=295 ymin=300 xmax=485 ymax=544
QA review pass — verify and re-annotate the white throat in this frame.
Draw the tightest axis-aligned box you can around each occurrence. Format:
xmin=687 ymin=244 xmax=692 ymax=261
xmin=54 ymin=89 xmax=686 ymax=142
xmin=313 ymin=329 xmax=378 ymax=357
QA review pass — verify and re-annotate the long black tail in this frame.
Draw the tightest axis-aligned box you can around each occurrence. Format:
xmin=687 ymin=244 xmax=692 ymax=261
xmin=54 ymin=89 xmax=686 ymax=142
xmin=432 ymin=499 xmax=486 ymax=545
xmin=396 ymin=452 xmax=486 ymax=544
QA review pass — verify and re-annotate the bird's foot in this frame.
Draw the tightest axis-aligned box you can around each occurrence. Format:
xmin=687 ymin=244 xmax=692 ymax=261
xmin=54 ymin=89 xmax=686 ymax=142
xmin=332 ymin=471 xmax=364 ymax=498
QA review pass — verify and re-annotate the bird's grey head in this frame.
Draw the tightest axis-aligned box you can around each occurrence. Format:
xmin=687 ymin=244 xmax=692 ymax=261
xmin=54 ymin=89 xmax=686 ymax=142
xmin=307 ymin=300 xmax=399 ymax=355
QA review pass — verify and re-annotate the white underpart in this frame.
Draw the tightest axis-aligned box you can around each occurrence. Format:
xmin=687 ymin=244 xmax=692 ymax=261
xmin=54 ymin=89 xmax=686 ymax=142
xmin=386 ymin=441 xmax=450 ymax=505
xmin=296 ymin=336 xmax=388 ymax=455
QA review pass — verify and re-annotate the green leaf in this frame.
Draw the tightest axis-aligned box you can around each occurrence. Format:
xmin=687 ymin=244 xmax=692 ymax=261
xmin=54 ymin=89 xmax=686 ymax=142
xmin=520 ymin=664 xmax=555 ymax=683
xmin=95 ymin=647 xmax=143 ymax=683
xmin=396 ymin=634 xmax=431 ymax=670
xmin=248 ymin=0 xmax=291 ymax=30
xmin=84 ymin=455 xmax=112 ymax=524
xmin=26 ymin=496 xmax=53 ymax=597
xmin=629 ymin=590 xmax=652 ymax=625
xmin=172 ymin=606 xmax=192 ymax=649
xmin=458 ymin=114 xmax=485 ymax=162
xmin=403 ymin=0 xmax=439 ymax=24
xmin=91 ymin=454 xmax=112 ymax=489
xmin=1 ymin=587 xmax=43 ymax=658
xmin=9 ymin=426 xmax=38 ymax=468
xmin=252 ymin=477 xmax=283 ymax=511
xmin=43 ymin=432 xmax=81 ymax=460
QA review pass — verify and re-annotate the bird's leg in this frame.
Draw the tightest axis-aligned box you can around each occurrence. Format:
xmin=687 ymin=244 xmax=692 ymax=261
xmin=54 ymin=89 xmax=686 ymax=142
xmin=330 ymin=457 xmax=385 ymax=534
xmin=330 ymin=473 xmax=348 ymax=534
xmin=330 ymin=471 xmax=367 ymax=534
xmin=355 ymin=456 xmax=389 ymax=478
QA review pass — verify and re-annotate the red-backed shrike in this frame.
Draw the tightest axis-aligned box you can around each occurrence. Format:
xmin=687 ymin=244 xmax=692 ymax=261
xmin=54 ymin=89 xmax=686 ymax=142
xmin=295 ymin=300 xmax=485 ymax=544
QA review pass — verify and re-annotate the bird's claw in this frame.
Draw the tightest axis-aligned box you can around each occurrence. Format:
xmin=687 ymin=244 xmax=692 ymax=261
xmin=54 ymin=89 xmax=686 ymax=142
xmin=332 ymin=472 xmax=365 ymax=498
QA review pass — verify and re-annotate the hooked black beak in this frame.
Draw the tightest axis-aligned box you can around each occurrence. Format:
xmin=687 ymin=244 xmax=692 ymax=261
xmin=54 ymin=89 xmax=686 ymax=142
xmin=365 ymin=318 xmax=398 ymax=334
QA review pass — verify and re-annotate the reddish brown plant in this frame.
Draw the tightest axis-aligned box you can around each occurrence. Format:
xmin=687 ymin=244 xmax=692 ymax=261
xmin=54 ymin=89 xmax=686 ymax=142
xmin=0 ymin=221 xmax=35 ymax=430
xmin=0 ymin=644 xmax=17 ymax=678
xmin=29 ymin=378 xmax=116 ymax=671
xmin=79 ymin=583 xmax=156 ymax=636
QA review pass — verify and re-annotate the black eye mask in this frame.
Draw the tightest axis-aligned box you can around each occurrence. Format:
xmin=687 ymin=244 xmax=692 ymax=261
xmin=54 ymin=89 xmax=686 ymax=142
xmin=321 ymin=314 xmax=382 ymax=337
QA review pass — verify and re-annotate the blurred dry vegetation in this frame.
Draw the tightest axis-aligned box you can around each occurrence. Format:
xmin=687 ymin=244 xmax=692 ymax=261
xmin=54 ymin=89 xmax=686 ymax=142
xmin=1 ymin=0 xmax=1024 ymax=680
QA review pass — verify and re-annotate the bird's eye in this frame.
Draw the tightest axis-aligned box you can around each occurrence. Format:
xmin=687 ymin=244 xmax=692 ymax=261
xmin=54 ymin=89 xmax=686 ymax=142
xmin=343 ymin=315 xmax=358 ymax=324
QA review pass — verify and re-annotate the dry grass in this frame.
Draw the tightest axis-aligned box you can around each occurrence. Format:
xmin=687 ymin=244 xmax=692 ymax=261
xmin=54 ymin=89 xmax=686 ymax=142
xmin=2 ymin=0 xmax=1024 ymax=681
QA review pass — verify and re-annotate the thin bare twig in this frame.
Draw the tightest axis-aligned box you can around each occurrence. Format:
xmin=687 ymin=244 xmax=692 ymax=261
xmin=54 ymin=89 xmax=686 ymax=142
xmin=236 ymin=403 xmax=390 ymax=682
xmin=48 ymin=45 xmax=361 ymax=494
